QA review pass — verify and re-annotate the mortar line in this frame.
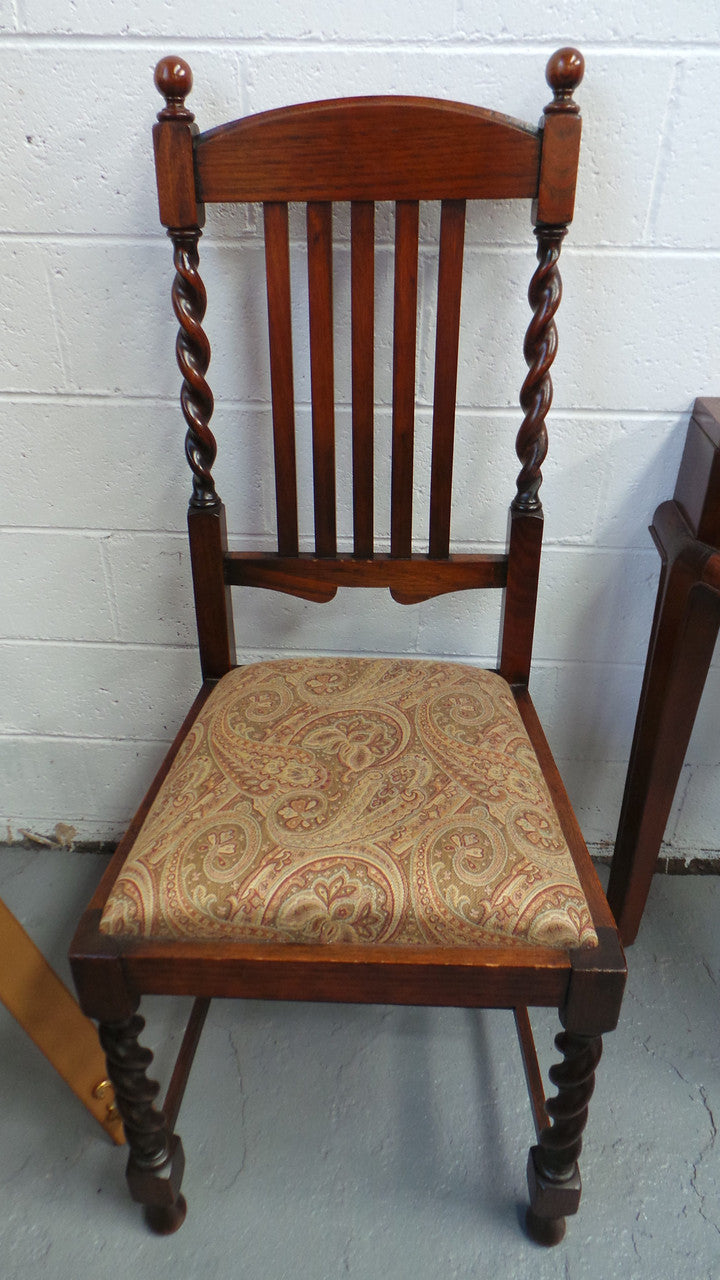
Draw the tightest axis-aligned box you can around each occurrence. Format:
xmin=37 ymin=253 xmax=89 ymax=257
xmin=5 ymin=231 xmax=720 ymax=258
xmin=2 ymin=33 xmax=720 ymax=54
xmin=0 ymin=731 xmax=175 ymax=746
xmin=0 ymin=389 xmax=696 ymax=420
xmin=0 ymin=525 xmax=663 ymax=558
xmin=0 ymin=639 xmax=690 ymax=672
xmin=0 ymin=637 xmax=198 ymax=652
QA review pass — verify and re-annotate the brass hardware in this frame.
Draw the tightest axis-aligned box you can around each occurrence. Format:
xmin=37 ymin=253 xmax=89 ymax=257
xmin=94 ymin=1079 xmax=122 ymax=1128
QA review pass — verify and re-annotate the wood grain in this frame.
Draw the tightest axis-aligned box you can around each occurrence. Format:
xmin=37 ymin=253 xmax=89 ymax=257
xmin=307 ymin=201 xmax=336 ymax=556
xmin=264 ymin=202 xmax=299 ymax=555
xmin=188 ymin=504 xmax=236 ymax=679
xmin=429 ymin=199 xmax=466 ymax=558
xmin=224 ymin=550 xmax=508 ymax=601
xmin=194 ymin=98 xmax=541 ymax=203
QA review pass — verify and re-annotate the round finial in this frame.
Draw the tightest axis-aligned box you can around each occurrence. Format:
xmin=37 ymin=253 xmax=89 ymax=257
xmin=155 ymin=57 xmax=194 ymax=121
xmin=545 ymin=47 xmax=584 ymax=111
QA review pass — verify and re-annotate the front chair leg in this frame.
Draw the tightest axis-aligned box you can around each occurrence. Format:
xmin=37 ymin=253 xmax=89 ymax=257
xmin=99 ymin=1010 xmax=187 ymax=1234
xmin=525 ymin=1029 xmax=603 ymax=1246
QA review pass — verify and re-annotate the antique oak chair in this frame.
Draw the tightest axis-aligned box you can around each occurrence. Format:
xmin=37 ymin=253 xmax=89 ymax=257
xmin=607 ymin=398 xmax=720 ymax=943
xmin=70 ymin=49 xmax=626 ymax=1246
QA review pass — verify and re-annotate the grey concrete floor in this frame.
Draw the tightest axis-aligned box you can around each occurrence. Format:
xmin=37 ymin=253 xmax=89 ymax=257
xmin=1 ymin=845 xmax=719 ymax=1280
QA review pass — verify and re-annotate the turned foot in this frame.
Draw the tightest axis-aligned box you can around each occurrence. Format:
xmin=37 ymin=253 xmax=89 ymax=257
xmin=145 ymin=1193 xmax=188 ymax=1235
xmin=525 ymin=1205 xmax=566 ymax=1246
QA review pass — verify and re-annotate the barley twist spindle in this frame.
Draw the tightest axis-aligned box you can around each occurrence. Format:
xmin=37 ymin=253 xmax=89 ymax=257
xmin=513 ymin=45 xmax=584 ymax=514
xmin=537 ymin=1029 xmax=603 ymax=1178
xmin=514 ymin=226 xmax=565 ymax=511
xmin=170 ymin=230 xmax=218 ymax=508
xmin=154 ymin=57 xmax=217 ymax=509
xmin=525 ymin=1027 xmax=602 ymax=1245
xmin=99 ymin=1014 xmax=170 ymax=1170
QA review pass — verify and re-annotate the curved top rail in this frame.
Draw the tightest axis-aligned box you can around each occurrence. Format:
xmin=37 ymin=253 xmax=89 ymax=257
xmin=194 ymin=96 xmax=542 ymax=203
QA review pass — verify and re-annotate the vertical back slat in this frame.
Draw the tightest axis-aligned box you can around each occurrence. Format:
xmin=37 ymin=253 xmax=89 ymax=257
xmin=351 ymin=201 xmax=375 ymax=558
xmin=307 ymin=201 xmax=336 ymax=556
xmin=263 ymin=202 xmax=299 ymax=555
xmin=429 ymin=198 xmax=466 ymax=558
xmin=390 ymin=199 xmax=419 ymax=558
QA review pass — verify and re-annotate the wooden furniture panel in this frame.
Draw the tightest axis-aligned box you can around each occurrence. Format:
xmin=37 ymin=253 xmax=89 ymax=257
xmin=264 ymin=201 xmax=299 ymax=556
xmin=390 ymin=199 xmax=419 ymax=559
xmin=307 ymin=201 xmax=337 ymax=556
xmin=350 ymin=200 xmax=376 ymax=557
xmin=429 ymin=198 xmax=466 ymax=558
xmin=608 ymin=398 xmax=720 ymax=943
xmin=0 ymin=898 xmax=124 ymax=1145
xmin=194 ymin=98 xmax=542 ymax=204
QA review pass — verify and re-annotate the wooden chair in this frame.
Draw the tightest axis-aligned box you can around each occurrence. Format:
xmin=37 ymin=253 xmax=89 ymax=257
xmin=608 ymin=398 xmax=720 ymax=943
xmin=69 ymin=48 xmax=626 ymax=1246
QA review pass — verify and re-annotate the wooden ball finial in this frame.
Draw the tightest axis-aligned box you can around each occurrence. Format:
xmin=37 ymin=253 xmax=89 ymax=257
xmin=155 ymin=56 xmax=194 ymax=121
xmin=545 ymin=47 xmax=584 ymax=112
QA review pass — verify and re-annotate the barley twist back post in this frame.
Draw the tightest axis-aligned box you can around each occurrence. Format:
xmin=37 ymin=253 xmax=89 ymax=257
xmin=153 ymin=57 xmax=235 ymax=677
xmin=514 ymin=47 xmax=584 ymax=512
xmin=154 ymin=58 xmax=217 ymax=509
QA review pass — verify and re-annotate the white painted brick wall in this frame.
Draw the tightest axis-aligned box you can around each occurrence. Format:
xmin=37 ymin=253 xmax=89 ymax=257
xmin=2 ymin=3 xmax=719 ymax=860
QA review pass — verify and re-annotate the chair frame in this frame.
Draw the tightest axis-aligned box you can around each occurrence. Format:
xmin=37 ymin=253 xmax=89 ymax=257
xmin=608 ymin=397 xmax=720 ymax=943
xmin=70 ymin=49 xmax=625 ymax=1246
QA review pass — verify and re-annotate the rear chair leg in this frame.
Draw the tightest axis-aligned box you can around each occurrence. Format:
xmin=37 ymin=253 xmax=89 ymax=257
xmin=99 ymin=1011 xmax=187 ymax=1234
xmin=525 ymin=1028 xmax=603 ymax=1246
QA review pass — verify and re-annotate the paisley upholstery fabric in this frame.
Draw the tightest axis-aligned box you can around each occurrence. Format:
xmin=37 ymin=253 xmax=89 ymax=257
xmin=100 ymin=659 xmax=597 ymax=950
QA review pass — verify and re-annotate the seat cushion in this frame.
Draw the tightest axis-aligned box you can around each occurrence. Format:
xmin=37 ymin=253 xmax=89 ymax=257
xmin=100 ymin=658 xmax=597 ymax=950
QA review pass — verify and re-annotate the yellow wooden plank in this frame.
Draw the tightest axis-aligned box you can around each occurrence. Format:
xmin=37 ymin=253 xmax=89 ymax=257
xmin=0 ymin=897 xmax=124 ymax=1144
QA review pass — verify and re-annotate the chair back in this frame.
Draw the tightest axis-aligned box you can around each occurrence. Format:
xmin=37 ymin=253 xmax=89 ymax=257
xmin=152 ymin=50 xmax=584 ymax=685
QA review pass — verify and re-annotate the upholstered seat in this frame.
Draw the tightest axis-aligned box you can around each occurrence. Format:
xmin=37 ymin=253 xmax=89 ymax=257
xmin=100 ymin=658 xmax=596 ymax=950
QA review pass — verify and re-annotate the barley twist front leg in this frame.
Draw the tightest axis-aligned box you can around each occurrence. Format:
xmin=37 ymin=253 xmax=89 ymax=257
xmin=99 ymin=1011 xmax=187 ymax=1234
xmin=525 ymin=1029 xmax=603 ymax=1246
